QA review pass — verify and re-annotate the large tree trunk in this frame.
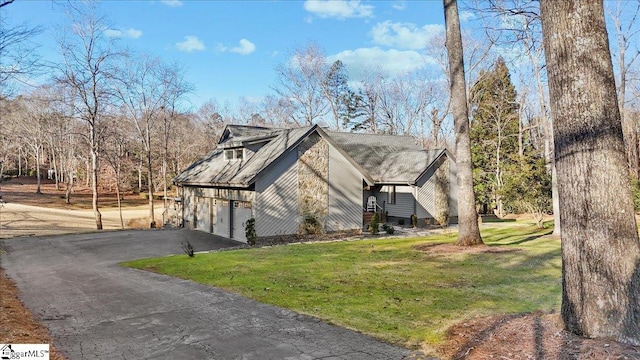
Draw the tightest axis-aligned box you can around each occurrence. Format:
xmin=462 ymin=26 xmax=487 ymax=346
xmin=443 ymin=0 xmax=483 ymax=246
xmin=540 ymin=0 xmax=640 ymax=345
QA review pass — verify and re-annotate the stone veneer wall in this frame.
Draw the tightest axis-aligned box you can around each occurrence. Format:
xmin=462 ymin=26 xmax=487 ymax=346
xmin=297 ymin=135 xmax=329 ymax=234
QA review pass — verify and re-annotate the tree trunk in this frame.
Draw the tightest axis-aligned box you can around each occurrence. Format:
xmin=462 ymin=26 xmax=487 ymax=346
xmin=551 ymin=162 xmax=561 ymax=237
xmin=115 ymin=163 xmax=124 ymax=229
xmin=35 ymin=146 xmax=41 ymax=195
xmin=540 ymin=0 xmax=640 ymax=345
xmin=65 ymin=169 xmax=73 ymax=205
xmin=443 ymin=0 xmax=483 ymax=246
xmin=90 ymin=134 xmax=102 ymax=229
xmin=146 ymin=139 xmax=156 ymax=229
xmin=18 ymin=147 xmax=22 ymax=177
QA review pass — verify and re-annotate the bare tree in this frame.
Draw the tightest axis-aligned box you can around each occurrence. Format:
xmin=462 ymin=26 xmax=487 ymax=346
xmin=273 ymin=43 xmax=329 ymax=125
xmin=444 ymin=0 xmax=483 ymax=246
xmin=57 ymin=2 xmax=120 ymax=229
xmin=540 ymin=0 xmax=640 ymax=344
xmin=102 ymin=114 xmax=133 ymax=228
xmin=0 ymin=13 xmax=42 ymax=98
xmin=607 ymin=0 xmax=640 ymax=178
xmin=115 ymin=54 xmax=187 ymax=228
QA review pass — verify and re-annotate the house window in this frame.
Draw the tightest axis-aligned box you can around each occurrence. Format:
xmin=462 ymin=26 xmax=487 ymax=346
xmin=387 ymin=185 xmax=396 ymax=205
xmin=224 ymin=148 xmax=245 ymax=161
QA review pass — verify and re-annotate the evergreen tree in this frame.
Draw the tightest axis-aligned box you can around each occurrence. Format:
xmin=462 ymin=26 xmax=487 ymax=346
xmin=469 ymin=57 xmax=519 ymax=216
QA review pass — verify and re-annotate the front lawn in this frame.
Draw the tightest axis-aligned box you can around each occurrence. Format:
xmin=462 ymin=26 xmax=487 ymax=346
xmin=123 ymin=224 xmax=561 ymax=350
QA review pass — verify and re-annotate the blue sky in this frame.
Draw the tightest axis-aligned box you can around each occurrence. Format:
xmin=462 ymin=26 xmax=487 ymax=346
xmin=4 ymin=0 xmax=471 ymax=109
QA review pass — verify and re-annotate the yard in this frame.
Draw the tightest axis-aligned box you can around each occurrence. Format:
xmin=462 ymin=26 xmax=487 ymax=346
xmin=123 ymin=223 xmax=640 ymax=358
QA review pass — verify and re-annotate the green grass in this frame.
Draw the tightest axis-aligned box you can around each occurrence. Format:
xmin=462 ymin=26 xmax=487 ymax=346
xmin=123 ymin=224 xmax=561 ymax=349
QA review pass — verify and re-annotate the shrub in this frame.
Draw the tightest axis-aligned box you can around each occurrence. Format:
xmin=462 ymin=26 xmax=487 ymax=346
xmin=382 ymin=223 xmax=395 ymax=234
xmin=245 ymin=218 xmax=257 ymax=246
xmin=369 ymin=212 xmax=380 ymax=235
xmin=397 ymin=218 xmax=405 ymax=226
xmin=300 ymin=214 xmax=322 ymax=235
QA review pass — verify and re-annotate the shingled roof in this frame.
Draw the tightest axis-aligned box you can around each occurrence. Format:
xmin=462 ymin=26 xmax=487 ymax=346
xmin=174 ymin=125 xmax=450 ymax=188
xmin=174 ymin=125 xmax=314 ymax=187
xmin=327 ymin=132 xmax=446 ymax=184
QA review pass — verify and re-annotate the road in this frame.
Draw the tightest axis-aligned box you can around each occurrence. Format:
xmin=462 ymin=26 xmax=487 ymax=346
xmin=0 ymin=203 xmax=163 ymax=239
xmin=1 ymin=229 xmax=418 ymax=359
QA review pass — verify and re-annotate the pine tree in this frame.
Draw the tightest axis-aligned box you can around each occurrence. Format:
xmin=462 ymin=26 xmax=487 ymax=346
xmin=469 ymin=57 xmax=519 ymax=217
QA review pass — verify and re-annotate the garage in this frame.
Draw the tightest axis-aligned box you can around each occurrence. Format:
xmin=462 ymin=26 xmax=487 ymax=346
xmin=232 ymin=201 xmax=253 ymax=242
xmin=214 ymin=199 xmax=230 ymax=238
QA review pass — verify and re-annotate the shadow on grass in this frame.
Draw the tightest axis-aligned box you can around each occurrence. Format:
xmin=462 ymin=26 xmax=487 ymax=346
xmin=495 ymin=231 xmax=554 ymax=246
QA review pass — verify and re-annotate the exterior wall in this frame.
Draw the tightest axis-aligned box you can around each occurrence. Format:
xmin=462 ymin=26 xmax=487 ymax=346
xmin=327 ymin=145 xmax=363 ymax=232
xmin=297 ymin=134 xmax=329 ymax=234
xmin=181 ymin=186 xmax=255 ymax=234
xmin=254 ymin=149 xmax=299 ymax=237
xmin=182 ymin=186 xmax=197 ymax=229
xmin=416 ymin=157 xmax=446 ymax=220
xmin=379 ymin=185 xmax=415 ymax=218
xmin=448 ymin=159 xmax=458 ymax=218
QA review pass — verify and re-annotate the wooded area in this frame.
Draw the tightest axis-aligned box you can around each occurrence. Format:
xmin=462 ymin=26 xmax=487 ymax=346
xmin=2 ymin=0 xmax=640 ymax=348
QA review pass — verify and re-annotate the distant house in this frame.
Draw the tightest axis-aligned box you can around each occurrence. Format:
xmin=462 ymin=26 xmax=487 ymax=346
xmin=174 ymin=124 xmax=457 ymax=243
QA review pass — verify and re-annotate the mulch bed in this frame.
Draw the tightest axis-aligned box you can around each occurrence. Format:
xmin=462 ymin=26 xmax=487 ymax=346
xmin=437 ymin=312 xmax=640 ymax=359
xmin=0 ymin=268 xmax=67 ymax=360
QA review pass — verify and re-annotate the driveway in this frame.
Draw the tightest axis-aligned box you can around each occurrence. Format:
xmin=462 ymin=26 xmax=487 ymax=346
xmin=1 ymin=229 xmax=418 ymax=359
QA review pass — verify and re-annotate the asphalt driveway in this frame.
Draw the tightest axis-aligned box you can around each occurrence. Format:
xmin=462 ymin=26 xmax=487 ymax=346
xmin=1 ymin=229 xmax=417 ymax=359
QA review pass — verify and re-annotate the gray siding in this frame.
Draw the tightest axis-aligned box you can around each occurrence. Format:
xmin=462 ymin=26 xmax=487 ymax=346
xmin=327 ymin=145 xmax=363 ymax=232
xmin=380 ymin=185 xmax=414 ymax=218
xmin=449 ymin=160 xmax=458 ymax=217
xmin=254 ymin=149 xmax=299 ymax=237
xmin=417 ymin=178 xmax=436 ymax=219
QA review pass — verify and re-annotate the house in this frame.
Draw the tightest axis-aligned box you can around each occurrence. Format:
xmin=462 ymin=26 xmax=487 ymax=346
xmin=174 ymin=124 xmax=457 ymax=243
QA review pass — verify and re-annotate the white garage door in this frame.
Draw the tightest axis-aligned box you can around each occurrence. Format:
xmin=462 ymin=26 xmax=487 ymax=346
xmin=215 ymin=199 xmax=230 ymax=238
xmin=232 ymin=201 xmax=253 ymax=243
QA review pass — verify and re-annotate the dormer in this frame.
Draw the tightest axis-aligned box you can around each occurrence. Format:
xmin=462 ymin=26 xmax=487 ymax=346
xmin=223 ymin=147 xmax=245 ymax=161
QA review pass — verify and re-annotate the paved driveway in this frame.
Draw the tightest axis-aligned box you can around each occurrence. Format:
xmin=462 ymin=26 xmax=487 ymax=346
xmin=1 ymin=230 xmax=417 ymax=359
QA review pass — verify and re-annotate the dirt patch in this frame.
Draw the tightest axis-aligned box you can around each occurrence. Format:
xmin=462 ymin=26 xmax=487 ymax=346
xmin=414 ymin=243 xmax=521 ymax=254
xmin=0 ymin=177 xmax=150 ymax=210
xmin=438 ymin=312 xmax=640 ymax=359
xmin=0 ymin=268 xmax=67 ymax=360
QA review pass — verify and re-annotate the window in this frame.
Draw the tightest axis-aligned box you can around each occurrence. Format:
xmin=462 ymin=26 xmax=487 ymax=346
xmin=224 ymin=148 xmax=244 ymax=161
xmin=387 ymin=185 xmax=396 ymax=205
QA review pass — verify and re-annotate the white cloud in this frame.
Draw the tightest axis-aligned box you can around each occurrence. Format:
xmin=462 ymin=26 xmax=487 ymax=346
xmin=161 ymin=0 xmax=183 ymax=7
xmin=392 ymin=1 xmax=406 ymax=10
xmin=176 ymin=36 xmax=205 ymax=52
xmin=371 ymin=21 xmax=443 ymax=50
xmin=459 ymin=10 xmax=475 ymax=22
xmin=229 ymin=39 xmax=256 ymax=55
xmin=104 ymin=28 xmax=143 ymax=39
xmin=303 ymin=0 xmax=374 ymax=20
xmin=327 ymin=47 xmax=434 ymax=78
